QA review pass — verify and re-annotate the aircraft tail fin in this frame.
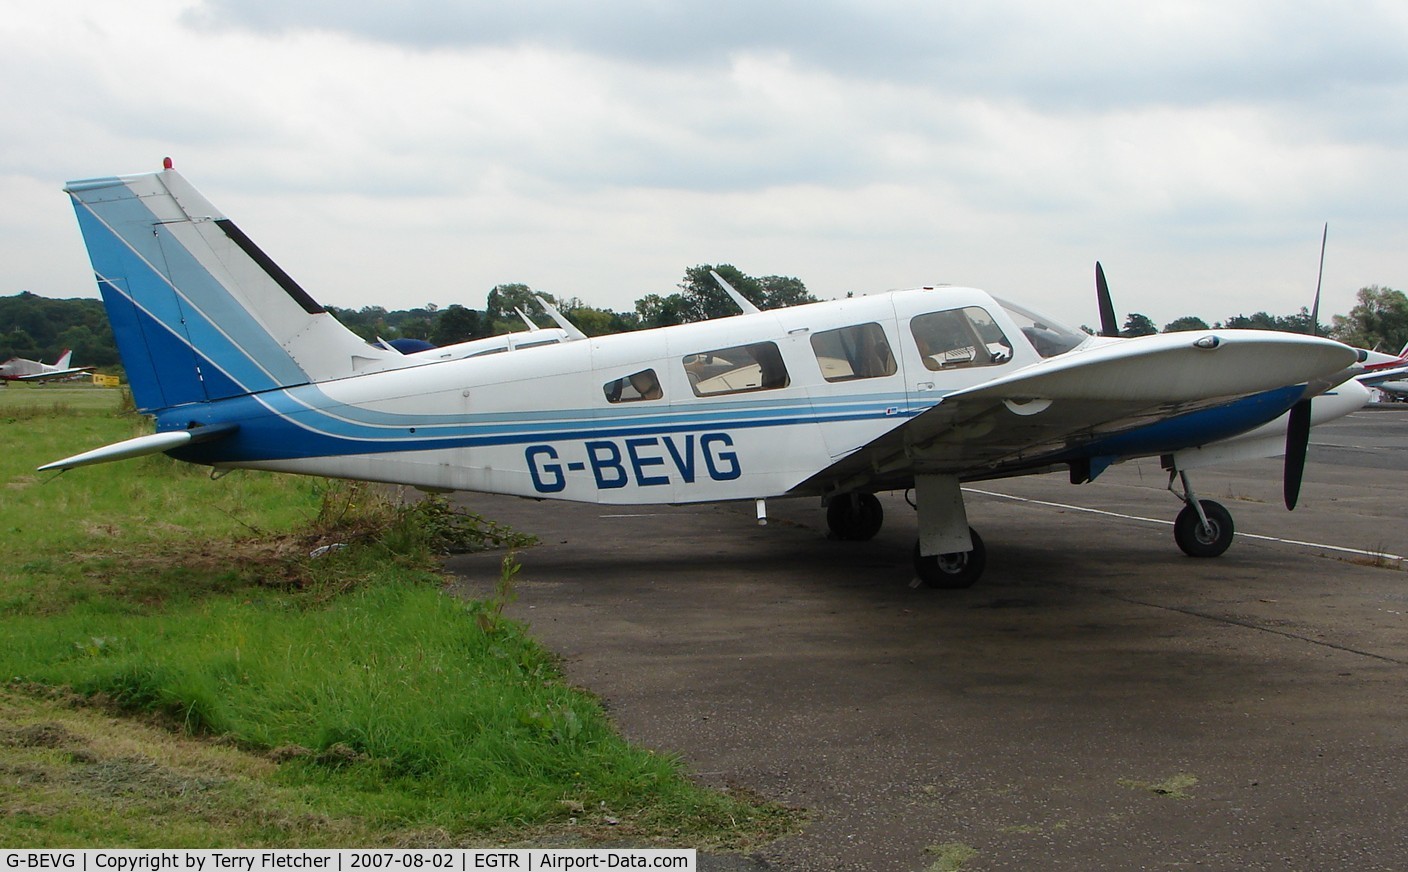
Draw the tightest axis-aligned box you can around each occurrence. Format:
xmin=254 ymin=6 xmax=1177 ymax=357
xmin=53 ymin=349 xmax=73 ymax=369
xmin=65 ymin=163 xmax=395 ymax=413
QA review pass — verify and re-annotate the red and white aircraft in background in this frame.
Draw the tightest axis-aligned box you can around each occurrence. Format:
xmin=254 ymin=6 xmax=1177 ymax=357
xmin=0 ymin=350 xmax=94 ymax=383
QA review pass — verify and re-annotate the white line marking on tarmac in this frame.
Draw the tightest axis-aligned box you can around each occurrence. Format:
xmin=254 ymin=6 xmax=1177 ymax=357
xmin=965 ymin=488 xmax=1405 ymax=563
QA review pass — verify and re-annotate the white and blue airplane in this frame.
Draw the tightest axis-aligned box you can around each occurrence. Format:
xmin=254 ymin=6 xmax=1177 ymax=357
xmin=43 ymin=162 xmax=1368 ymax=588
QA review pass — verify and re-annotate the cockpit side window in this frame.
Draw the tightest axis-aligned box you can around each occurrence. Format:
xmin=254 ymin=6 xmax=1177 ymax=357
xmin=910 ymin=307 xmax=1013 ymax=371
xmin=810 ymin=322 xmax=897 ymax=382
xmin=684 ymin=341 xmax=791 ymax=396
xmin=603 ymin=368 xmax=662 ymax=403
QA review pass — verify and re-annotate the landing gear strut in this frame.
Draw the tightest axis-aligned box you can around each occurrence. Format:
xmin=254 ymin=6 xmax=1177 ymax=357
xmin=1169 ymin=471 xmax=1235 ymax=558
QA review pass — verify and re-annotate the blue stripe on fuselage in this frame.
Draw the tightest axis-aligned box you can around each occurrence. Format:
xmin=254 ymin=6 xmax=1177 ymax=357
xmin=159 ymin=382 xmax=1307 ymax=469
xmin=160 ymin=387 xmax=921 ymax=464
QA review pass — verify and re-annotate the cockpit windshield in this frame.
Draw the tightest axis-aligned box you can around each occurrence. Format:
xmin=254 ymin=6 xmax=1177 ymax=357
xmin=996 ymin=299 xmax=1090 ymax=359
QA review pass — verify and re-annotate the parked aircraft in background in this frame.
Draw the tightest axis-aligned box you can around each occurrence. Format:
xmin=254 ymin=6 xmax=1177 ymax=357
xmin=1356 ymin=343 xmax=1408 ymax=401
xmin=44 ymin=163 xmax=1367 ymax=588
xmin=0 ymin=349 xmax=95 ymax=383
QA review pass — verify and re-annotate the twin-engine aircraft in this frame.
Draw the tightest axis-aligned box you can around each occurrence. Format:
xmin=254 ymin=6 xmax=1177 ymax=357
xmin=0 ymin=349 xmax=95 ymax=383
xmin=45 ymin=163 xmax=1368 ymax=587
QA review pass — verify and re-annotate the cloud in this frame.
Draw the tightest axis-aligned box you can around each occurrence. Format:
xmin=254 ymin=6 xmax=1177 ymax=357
xmin=2 ymin=0 xmax=1404 ymax=326
xmin=187 ymin=0 xmax=1408 ymax=113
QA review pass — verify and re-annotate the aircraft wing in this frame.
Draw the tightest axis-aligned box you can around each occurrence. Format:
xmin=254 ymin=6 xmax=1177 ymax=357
xmin=12 ymin=367 xmax=95 ymax=382
xmin=1358 ymin=362 xmax=1408 ymax=386
xmin=796 ymin=330 xmax=1355 ymax=493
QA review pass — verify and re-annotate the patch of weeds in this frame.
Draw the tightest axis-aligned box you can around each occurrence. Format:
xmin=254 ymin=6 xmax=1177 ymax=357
xmin=18 ymin=482 xmax=537 ymax=614
xmin=1346 ymin=548 xmax=1402 ymax=571
xmin=1 ymin=721 xmax=81 ymax=750
xmin=72 ymin=755 xmax=229 ymax=800
xmin=1119 ymin=772 xmax=1199 ymax=799
xmin=925 ymin=841 xmax=978 ymax=871
xmin=469 ymin=553 xmax=521 ymax=635
xmin=2 ymin=402 xmax=75 ymax=423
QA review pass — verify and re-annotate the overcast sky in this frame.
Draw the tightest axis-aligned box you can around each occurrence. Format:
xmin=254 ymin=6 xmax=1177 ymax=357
xmin=2 ymin=0 xmax=1404 ymax=328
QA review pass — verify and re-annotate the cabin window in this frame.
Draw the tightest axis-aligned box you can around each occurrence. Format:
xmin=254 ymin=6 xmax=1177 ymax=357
xmin=810 ymin=322 xmax=897 ymax=382
xmin=684 ymin=341 xmax=791 ymax=396
xmin=996 ymin=298 xmax=1088 ymax=358
xmin=910 ymin=307 xmax=1013 ymax=371
xmin=604 ymin=368 xmax=663 ymax=403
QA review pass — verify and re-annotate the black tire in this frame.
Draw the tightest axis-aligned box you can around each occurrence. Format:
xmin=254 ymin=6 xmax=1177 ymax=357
xmin=913 ymin=528 xmax=986 ymax=589
xmin=826 ymin=493 xmax=884 ymax=541
xmin=1173 ymin=500 xmax=1235 ymax=558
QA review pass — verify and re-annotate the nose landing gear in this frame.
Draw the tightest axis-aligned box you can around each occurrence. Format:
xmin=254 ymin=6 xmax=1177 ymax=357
xmin=1169 ymin=470 xmax=1235 ymax=558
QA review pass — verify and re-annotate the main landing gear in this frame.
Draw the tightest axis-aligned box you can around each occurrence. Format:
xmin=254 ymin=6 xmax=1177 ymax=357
xmin=912 ymin=528 xmax=986 ymax=589
xmin=1168 ymin=470 xmax=1235 ymax=558
xmin=826 ymin=492 xmax=885 ymax=541
xmin=826 ymin=469 xmax=1239 ymax=590
xmin=826 ymin=474 xmax=987 ymax=589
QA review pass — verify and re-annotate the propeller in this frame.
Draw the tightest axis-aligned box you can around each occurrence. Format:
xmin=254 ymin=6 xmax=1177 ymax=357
xmin=1283 ymin=222 xmax=1328 ymax=510
xmin=1095 ymin=261 xmax=1119 ymax=337
xmin=1283 ymin=399 xmax=1311 ymax=509
xmin=1310 ymin=221 xmax=1326 ymax=335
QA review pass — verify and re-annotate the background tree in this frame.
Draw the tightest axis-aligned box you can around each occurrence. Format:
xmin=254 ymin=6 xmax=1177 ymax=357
xmin=1220 ymin=308 xmax=1322 ymax=334
xmin=1163 ymin=316 xmax=1210 ymax=333
xmin=1121 ymin=313 xmax=1158 ymax=337
xmin=558 ymin=299 xmax=637 ymax=336
xmin=326 ymin=305 xmax=390 ymax=341
xmin=431 ymin=304 xmax=486 ymax=345
xmin=677 ymin=264 xmax=760 ymax=322
xmin=1331 ymin=286 xmax=1408 ymax=350
xmin=0 ymin=291 xmax=118 ymax=366
xmin=675 ymin=264 xmax=816 ymax=323
xmin=2 ymin=326 xmax=39 ymax=361
xmin=485 ymin=283 xmax=552 ymax=332
xmin=757 ymin=274 xmax=816 ymax=309
xmin=390 ymin=305 xmax=437 ymax=341
xmin=634 ymin=293 xmax=689 ymax=329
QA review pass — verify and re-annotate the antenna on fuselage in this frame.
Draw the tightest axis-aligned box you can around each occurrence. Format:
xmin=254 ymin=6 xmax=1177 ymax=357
xmin=534 ymin=295 xmax=588 ymax=341
xmin=514 ymin=307 xmax=542 ymax=332
xmin=710 ymin=270 xmax=762 ymax=315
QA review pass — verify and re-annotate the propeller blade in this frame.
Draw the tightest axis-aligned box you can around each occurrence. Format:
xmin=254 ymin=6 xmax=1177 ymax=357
xmin=1095 ymin=261 xmax=1119 ymax=337
xmin=1310 ymin=222 xmax=1327 ymax=336
xmin=1283 ymin=399 xmax=1312 ymax=510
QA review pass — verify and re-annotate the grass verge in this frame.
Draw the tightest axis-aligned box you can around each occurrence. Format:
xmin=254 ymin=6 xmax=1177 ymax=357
xmin=1 ymin=400 xmax=797 ymax=847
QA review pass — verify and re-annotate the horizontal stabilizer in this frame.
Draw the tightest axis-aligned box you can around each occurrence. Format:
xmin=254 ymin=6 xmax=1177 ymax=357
xmin=39 ymin=423 xmax=237 ymax=472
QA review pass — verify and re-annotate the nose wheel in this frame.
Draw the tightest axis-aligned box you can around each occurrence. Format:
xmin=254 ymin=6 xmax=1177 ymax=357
xmin=1169 ymin=471 xmax=1235 ymax=558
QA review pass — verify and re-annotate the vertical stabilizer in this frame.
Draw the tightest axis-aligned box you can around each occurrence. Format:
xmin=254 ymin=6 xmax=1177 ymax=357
xmin=65 ymin=166 xmax=396 ymax=412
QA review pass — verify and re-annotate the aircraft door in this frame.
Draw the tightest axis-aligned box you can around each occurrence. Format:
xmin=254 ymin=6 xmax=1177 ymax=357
xmin=895 ymin=299 xmax=1016 ymax=412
